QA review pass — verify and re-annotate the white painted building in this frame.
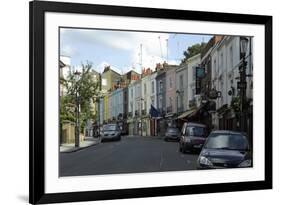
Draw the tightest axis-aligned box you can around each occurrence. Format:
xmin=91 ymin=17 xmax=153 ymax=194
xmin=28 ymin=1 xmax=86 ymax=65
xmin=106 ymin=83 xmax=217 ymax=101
xmin=210 ymin=36 xmax=253 ymax=129
xmin=127 ymin=80 xmax=141 ymax=135
xmin=141 ymin=75 xmax=151 ymax=116
xmin=59 ymin=55 xmax=71 ymax=96
xmin=186 ymin=54 xmax=201 ymax=109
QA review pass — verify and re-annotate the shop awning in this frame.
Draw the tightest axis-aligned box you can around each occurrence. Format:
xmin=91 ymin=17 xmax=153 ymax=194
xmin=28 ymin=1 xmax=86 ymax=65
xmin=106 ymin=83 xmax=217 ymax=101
xmin=177 ymin=109 xmax=197 ymax=119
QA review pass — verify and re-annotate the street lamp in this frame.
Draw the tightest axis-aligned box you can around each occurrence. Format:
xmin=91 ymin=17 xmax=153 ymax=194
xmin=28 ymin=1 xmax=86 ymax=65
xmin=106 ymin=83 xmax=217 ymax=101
xmin=239 ymin=37 xmax=249 ymax=132
xmin=240 ymin=37 xmax=249 ymax=58
xmin=74 ymin=70 xmax=81 ymax=147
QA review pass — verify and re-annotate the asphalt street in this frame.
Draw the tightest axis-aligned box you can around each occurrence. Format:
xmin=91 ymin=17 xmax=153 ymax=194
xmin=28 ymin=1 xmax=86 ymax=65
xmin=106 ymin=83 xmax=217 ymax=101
xmin=60 ymin=136 xmax=199 ymax=176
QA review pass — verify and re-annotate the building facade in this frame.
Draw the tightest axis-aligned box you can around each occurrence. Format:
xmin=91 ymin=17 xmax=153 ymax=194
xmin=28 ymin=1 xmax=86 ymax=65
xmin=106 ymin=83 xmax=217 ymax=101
xmin=59 ymin=56 xmax=71 ymax=97
xmin=210 ymin=36 xmax=253 ymax=137
xmin=101 ymin=66 xmax=121 ymax=92
xmin=165 ymin=65 xmax=178 ymax=117
xmin=141 ymin=72 xmax=151 ymax=136
xmin=156 ymin=68 xmax=166 ymax=116
xmin=176 ymin=63 xmax=188 ymax=113
xmin=187 ymin=54 xmax=201 ymax=109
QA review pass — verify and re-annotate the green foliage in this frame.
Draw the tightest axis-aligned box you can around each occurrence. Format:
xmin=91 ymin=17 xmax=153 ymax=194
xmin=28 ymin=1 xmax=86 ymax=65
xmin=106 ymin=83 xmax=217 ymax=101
xmin=231 ymin=96 xmax=241 ymax=118
xmin=60 ymin=62 xmax=100 ymax=132
xmin=181 ymin=42 xmax=206 ymax=63
xmin=60 ymin=95 xmax=76 ymax=122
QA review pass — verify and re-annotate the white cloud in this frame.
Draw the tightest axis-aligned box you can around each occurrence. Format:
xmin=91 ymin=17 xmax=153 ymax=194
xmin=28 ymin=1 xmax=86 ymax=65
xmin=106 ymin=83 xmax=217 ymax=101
xmin=61 ymin=44 xmax=77 ymax=57
xmin=61 ymin=28 xmax=179 ymax=73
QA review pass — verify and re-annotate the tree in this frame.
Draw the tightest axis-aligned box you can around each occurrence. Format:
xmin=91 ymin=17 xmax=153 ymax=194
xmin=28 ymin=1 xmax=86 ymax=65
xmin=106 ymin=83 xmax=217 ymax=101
xmin=60 ymin=62 xmax=100 ymax=132
xmin=181 ymin=42 xmax=206 ymax=63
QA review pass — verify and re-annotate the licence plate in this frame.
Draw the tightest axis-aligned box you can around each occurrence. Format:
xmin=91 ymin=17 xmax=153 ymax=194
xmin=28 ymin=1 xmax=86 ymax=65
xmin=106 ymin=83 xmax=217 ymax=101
xmin=193 ymin=144 xmax=202 ymax=148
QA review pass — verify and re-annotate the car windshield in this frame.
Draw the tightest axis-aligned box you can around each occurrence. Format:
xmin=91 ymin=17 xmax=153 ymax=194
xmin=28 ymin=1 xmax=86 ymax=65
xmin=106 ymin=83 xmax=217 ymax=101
xmin=103 ymin=125 xmax=117 ymax=131
xmin=185 ymin=126 xmax=206 ymax=137
xmin=204 ymin=134 xmax=248 ymax=150
xmin=167 ymin=128 xmax=179 ymax=133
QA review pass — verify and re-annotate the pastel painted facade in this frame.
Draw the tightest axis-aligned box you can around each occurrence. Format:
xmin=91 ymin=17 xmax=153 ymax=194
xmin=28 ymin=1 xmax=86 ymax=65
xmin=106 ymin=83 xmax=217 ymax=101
xmin=150 ymin=71 xmax=157 ymax=109
xmin=103 ymin=95 xmax=109 ymax=122
xmin=108 ymin=92 xmax=113 ymax=121
xmin=141 ymin=75 xmax=151 ymax=116
xmin=111 ymin=88 xmax=124 ymax=120
xmin=165 ymin=65 xmax=178 ymax=115
xmin=99 ymin=97 xmax=104 ymax=124
xmin=141 ymin=74 xmax=151 ymax=136
xmin=176 ymin=63 xmax=188 ymax=113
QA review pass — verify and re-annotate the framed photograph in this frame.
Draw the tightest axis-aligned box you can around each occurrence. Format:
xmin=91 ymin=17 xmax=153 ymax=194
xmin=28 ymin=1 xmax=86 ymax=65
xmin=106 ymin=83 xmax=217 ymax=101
xmin=29 ymin=0 xmax=272 ymax=204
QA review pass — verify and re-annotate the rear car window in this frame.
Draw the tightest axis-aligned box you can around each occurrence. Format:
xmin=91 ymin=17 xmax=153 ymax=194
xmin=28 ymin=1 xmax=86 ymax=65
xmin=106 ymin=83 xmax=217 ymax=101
xmin=185 ymin=126 xmax=206 ymax=137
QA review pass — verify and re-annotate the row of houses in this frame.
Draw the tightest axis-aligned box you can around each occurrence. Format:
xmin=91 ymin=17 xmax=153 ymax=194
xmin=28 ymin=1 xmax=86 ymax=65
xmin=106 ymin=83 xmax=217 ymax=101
xmin=60 ymin=35 xmax=253 ymax=140
xmin=96 ymin=35 xmax=253 ymax=139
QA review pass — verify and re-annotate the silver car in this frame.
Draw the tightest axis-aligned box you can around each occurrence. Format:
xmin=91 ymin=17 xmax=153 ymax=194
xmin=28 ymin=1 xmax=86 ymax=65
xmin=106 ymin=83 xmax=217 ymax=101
xmin=101 ymin=124 xmax=121 ymax=142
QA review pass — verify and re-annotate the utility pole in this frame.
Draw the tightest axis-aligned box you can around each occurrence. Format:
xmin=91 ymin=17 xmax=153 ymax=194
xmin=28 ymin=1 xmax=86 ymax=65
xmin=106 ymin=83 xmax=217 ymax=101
xmin=98 ymin=73 xmax=102 ymax=138
xmin=140 ymin=43 xmax=143 ymax=136
xmin=239 ymin=37 xmax=249 ymax=133
xmin=74 ymin=70 xmax=81 ymax=147
xmin=158 ymin=36 xmax=163 ymax=59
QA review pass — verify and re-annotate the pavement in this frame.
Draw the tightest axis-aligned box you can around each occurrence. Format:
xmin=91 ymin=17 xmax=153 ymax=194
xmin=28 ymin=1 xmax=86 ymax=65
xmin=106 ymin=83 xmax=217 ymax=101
xmin=60 ymin=136 xmax=101 ymax=153
xmin=60 ymin=135 xmax=199 ymax=176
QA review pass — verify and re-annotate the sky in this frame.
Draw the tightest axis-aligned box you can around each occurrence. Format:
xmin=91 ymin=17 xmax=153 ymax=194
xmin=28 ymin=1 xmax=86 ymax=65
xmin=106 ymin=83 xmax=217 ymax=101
xmin=60 ymin=28 xmax=213 ymax=74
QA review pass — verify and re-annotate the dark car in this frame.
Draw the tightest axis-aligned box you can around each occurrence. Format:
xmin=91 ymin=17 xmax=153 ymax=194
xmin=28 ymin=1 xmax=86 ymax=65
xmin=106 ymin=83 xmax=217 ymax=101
xmin=197 ymin=130 xmax=252 ymax=169
xmin=101 ymin=124 xmax=121 ymax=142
xmin=164 ymin=127 xmax=180 ymax=141
xmin=179 ymin=122 xmax=207 ymax=153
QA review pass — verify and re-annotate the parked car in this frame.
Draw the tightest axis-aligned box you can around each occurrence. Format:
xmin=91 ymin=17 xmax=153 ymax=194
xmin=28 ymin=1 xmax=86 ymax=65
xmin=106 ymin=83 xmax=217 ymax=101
xmin=101 ymin=124 xmax=121 ymax=142
xmin=179 ymin=122 xmax=207 ymax=153
xmin=164 ymin=127 xmax=180 ymax=141
xmin=197 ymin=130 xmax=251 ymax=169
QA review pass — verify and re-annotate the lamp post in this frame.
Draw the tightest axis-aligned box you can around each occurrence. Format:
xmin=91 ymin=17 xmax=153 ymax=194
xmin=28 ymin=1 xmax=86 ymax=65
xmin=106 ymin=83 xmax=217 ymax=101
xmin=239 ymin=37 xmax=249 ymax=132
xmin=74 ymin=70 xmax=81 ymax=147
xmin=140 ymin=97 xmax=144 ymax=136
xmin=98 ymin=73 xmax=102 ymax=138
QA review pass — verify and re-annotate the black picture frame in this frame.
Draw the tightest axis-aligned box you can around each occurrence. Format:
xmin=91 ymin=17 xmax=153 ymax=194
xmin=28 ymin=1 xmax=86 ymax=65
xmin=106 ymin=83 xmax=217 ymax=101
xmin=29 ymin=1 xmax=272 ymax=204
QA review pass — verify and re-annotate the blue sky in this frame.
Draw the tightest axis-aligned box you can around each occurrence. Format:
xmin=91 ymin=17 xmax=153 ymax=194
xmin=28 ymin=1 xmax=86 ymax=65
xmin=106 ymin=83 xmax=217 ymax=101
xmin=60 ymin=28 xmax=213 ymax=74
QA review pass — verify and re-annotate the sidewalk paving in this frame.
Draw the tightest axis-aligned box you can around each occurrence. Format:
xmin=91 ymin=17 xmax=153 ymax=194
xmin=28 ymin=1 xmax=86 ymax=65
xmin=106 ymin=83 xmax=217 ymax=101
xmin=60 ymin=136 xmax=101 ymax=153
